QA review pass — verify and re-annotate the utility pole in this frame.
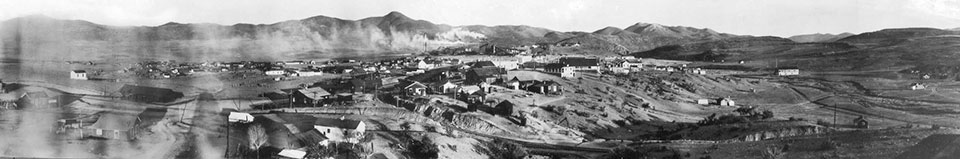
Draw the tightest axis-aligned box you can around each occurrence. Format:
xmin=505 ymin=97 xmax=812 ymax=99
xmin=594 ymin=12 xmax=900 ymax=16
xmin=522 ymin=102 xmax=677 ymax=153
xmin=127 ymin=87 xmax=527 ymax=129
xmin=225 ymin=123 xmax=230 ymax=158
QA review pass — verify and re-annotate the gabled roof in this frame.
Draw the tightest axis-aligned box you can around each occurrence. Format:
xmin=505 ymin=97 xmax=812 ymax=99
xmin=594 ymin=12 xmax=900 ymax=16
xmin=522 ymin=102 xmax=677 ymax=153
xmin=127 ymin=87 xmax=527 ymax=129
xmin=559 ymin=57 xmax=599 ymax=67
xmin=118 ymin=84 xmax=183 ymax=101
xmin=314 ymin=118 xmax=363 ymax=129
xmin=404 ymin=81 xmax=428 ymax=89
xmin=460 ymin=85 xmax=481 ymax=94
xmin=469 ymin=67 xmax=506 ymax=78
xmin=90 ymin=112 xmax=138 ymax=131
xmin=544 ymin=63 xmax=567 ymax=69
xmin=72 ymin=70 xmax=86 ymax=73
xmin=298 ymin=87 xmax=332 ymax=99
xmin=508 ymin=77 xmax=521 ymax=83
xmin=468 ymin=61 xmax=497 ymax=68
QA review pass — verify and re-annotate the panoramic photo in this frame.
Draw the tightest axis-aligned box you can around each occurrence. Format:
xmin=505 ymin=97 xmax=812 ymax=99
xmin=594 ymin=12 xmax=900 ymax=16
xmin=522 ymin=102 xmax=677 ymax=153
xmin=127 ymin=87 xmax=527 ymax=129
xmin=1 ymin=0 xmax=959 ymax=158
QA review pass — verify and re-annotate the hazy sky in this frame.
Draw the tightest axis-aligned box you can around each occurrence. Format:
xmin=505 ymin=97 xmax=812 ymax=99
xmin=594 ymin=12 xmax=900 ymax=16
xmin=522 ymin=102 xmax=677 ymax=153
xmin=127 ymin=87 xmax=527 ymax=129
xmin=2 ymin=0 xmax=959 ymax=37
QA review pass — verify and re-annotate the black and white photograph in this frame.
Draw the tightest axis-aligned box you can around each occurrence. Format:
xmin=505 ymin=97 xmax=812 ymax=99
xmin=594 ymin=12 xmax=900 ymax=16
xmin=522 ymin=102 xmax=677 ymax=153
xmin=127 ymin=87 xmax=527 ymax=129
xmin=1 ymin=0 xmax=959 ymax=158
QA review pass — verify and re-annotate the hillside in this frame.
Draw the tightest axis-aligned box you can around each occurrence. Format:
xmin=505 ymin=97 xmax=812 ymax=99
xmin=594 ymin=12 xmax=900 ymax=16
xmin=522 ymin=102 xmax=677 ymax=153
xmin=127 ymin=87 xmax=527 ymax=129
xmin=0 ymin=12 xmax=564 ymax=61
xmin=556 ymin=23 xmax=738 ymax=55
xmin=633 ymin=28 xmax=960 ymax=72
xmin=788 ymin=33 xmax=854 ymax=43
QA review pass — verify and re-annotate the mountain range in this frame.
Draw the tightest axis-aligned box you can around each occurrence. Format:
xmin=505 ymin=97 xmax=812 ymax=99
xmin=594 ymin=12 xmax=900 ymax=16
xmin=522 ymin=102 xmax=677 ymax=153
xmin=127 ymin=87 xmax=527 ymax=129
xmin=2 ymin=11 xmax=959 ymax=72
xmin=787 ymin=33 xmax=855 ymax=43
xmin=0 ymin=11 xmax=738 ymax=61
xmin=633 ymin=27 xmax=960 ymax=72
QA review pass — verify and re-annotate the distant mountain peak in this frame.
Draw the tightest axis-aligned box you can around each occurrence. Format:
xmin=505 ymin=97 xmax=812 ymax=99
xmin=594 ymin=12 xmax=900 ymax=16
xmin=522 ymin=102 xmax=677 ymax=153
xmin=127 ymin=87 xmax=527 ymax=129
xmin=384 ymin=11 xmax=410 ymax=20
xmin=593 ymin=26 xmax=627 ymax=35
xmin=788 ymin=32 xmax=856 ymax=43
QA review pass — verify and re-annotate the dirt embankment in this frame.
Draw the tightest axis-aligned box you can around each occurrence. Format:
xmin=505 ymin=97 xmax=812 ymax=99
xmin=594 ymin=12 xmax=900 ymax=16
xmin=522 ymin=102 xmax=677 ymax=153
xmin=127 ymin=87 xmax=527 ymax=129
xmin=736 ymin=126 xmax=825 ymax=142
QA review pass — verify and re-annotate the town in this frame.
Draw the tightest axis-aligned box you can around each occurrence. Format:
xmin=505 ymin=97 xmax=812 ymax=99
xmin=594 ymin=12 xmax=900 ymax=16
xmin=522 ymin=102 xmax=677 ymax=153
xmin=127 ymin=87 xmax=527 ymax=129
xmin=3 ymin=2 xmax=960 ymax=159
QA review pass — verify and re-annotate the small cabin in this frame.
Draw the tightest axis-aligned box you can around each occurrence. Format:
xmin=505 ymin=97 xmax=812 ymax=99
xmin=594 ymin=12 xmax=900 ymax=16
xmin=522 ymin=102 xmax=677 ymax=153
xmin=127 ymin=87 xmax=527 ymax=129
xmin=70 ymin=70 xmax=88 ymax=80
xmin=910 ymin=83 xmax=926 ymax=90
xmin=776 ymin=67 xmax=800 ymax=76
xmin=697 ymin=99 xmax=710 ymax=105
xmin=853 ymin=116 xmax=868 ymax=128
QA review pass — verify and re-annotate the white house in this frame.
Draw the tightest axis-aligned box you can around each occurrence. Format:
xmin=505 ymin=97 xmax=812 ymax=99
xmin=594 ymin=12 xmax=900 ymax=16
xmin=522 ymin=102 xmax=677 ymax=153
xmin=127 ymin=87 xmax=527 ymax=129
xmin=697 ymin=99 xmax=710 ymax=105
xmin=278 ymin=149 xmax=307 ymax=159
xmin=777 ymin=68 xmax=800 ymax=76
xmin=292 ymin=70 xmax=322 ymax=77
xmin=265 ymin=70 xmax=285 ymax=76
xmin=313 ymin=118 xmax=366 ymax=143
xmin=70 ymin=70 xmax=88 ymax=80
xmin=621 ymin=60 xmax=643 ymax=69
xmin=719 ymin=98 xmax=736 ymax=106
xmin=437 ymin=81 xmax=459 ymax=94
xmin=910 ymin=83 xmax=926 ymax=90
xmin=227 ymin=112 xmax=254 ymax=123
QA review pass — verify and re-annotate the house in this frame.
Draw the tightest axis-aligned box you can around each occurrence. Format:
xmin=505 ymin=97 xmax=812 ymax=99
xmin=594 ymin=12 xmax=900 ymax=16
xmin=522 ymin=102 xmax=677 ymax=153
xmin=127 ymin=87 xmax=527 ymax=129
xmin=265 ymin=69 xmax=285 ymax=76
xmin=519 ymin=61 xmax=546 ymax=70
xmin=433 ymin=80 xmax=459 ymax=94
xmin=403 ymin=81 xmax=428 ymax=96
xmin=465 ymin=67 xmax=506 ymax=85
xmin=278 ymin=149 xmax=307 ymax=159
xmin=910 ymin=83 xmax=926 ymax=90
xmin=490 ymin=60 xmax=520 ymax=70
xmin=467 ymin=61 xmax=498 ymax=68
xmin=70 ymin=70 xmax=88 ymax=80
xmin=313 ymin=118 xmax=366 ymax=143
xmin=697 ymin=99 xmax=710 ymax=105
xmin=544 ymin=63 xmax=576 ymax=78
xmin=506 ymin=77 xmax=521 ymax=90
xmin=690 ymin=68 xmax=707 ymax=75
xmin=292 ymin=87 xmax=332 ymax=106
xmin=87 ymin=112 xmax=138 ymax=139
xmin=291 ymin=70 xmax=322 ymax=77
xmin=524 ymin=80 xmax=562 ymax=95
xmin=558 ymin=57 xmax=600 ymax=71
xmin=415 ymin=60 xmax=433 ymax=69
xmin=544 ymin=63 xmax=566 ymax=74
xmin=461 ymin=89 xmax=487 ymax=106
xmin=228 ymin=112 xmax=255 ymax=123
xmin=776 ymin=67 xmax=800 ymax=76
xmin=493 ymin=100 xmax=515 ymax=116
xmin=621 ymin=60 xmax=643 ymax=69
xmin=718 ymin=98 xmax=736 ymax=106
xmin=118 ymin=85 xmax=184 ymax=103
xmin=853 ymin=116 xmax=868 ymax=128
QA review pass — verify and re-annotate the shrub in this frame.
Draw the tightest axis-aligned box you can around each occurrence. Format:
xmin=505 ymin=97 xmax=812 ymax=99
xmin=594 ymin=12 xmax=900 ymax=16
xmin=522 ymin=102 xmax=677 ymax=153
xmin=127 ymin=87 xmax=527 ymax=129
xmin=479 ymin=139 xmax=528 ymax=159
xmin=403 ymin=137 xmax=439 ymax=159
xmin=761 ymin=146 xmax=785 ymax=159
xmin=761 ymin=110 xmax=774 ymax=119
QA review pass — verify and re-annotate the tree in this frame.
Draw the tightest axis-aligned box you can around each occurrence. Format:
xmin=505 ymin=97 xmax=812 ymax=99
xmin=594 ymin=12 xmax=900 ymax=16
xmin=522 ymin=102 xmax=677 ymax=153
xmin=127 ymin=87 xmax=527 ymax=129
xmin=479 ymin=138 xmax=528 ymax=159
xmin=761 ymin=110 xmax=774 ymax=119
xmin=402 ymin=137 xmax=439 ymax=159
xmin=605 ymin=146 xmax=644 ymax=159
xmin=247 ymin=124 xmax=268 ymax=157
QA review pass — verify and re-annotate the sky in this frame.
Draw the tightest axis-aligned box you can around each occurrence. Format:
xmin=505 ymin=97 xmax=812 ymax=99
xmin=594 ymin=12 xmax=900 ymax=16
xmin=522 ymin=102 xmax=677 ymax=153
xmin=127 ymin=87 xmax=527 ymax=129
xmin=1 ymin=0 xmax=959 ymax=37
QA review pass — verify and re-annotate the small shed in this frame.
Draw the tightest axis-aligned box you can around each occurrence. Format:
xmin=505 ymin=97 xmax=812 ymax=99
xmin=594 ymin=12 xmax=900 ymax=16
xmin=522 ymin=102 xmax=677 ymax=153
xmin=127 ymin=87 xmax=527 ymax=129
xmin=228 ymin=112 xmax=255 ymax=123
xmin=278 ymin=149 xmax=307 ymax=159
xmin=70 ymin=70 xmax=88 ymax=80
xmin=696 ymin=99 xmax=710 ymax=105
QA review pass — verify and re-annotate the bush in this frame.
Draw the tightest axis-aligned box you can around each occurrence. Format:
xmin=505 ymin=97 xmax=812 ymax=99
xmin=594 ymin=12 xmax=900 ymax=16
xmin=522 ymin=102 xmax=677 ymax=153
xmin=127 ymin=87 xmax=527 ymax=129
xmin=761 ymin=146 xmax=785 ymax=159
xmin=403 ymin=137 xmax=439 ymax=159
xmin=760 ymin=110 xmax=774 ymax=119
xmin=479 ymin=139 xmax=528 ymax=159
xmin=604 ymin=146 xmax=643 ymax=159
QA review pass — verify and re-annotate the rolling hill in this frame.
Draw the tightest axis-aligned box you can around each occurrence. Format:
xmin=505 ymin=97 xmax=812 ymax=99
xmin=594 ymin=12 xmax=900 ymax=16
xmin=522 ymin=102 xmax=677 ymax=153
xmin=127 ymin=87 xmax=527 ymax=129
xmin=788 ymin=33 xmax=855 ymax=43
xmin=0 ymin=12 xmax=566 ymax=61
xmin=633 ymin=28 xmax=960 ymax=72
xmin=555 ymin=23 xmax=738 ymax=55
